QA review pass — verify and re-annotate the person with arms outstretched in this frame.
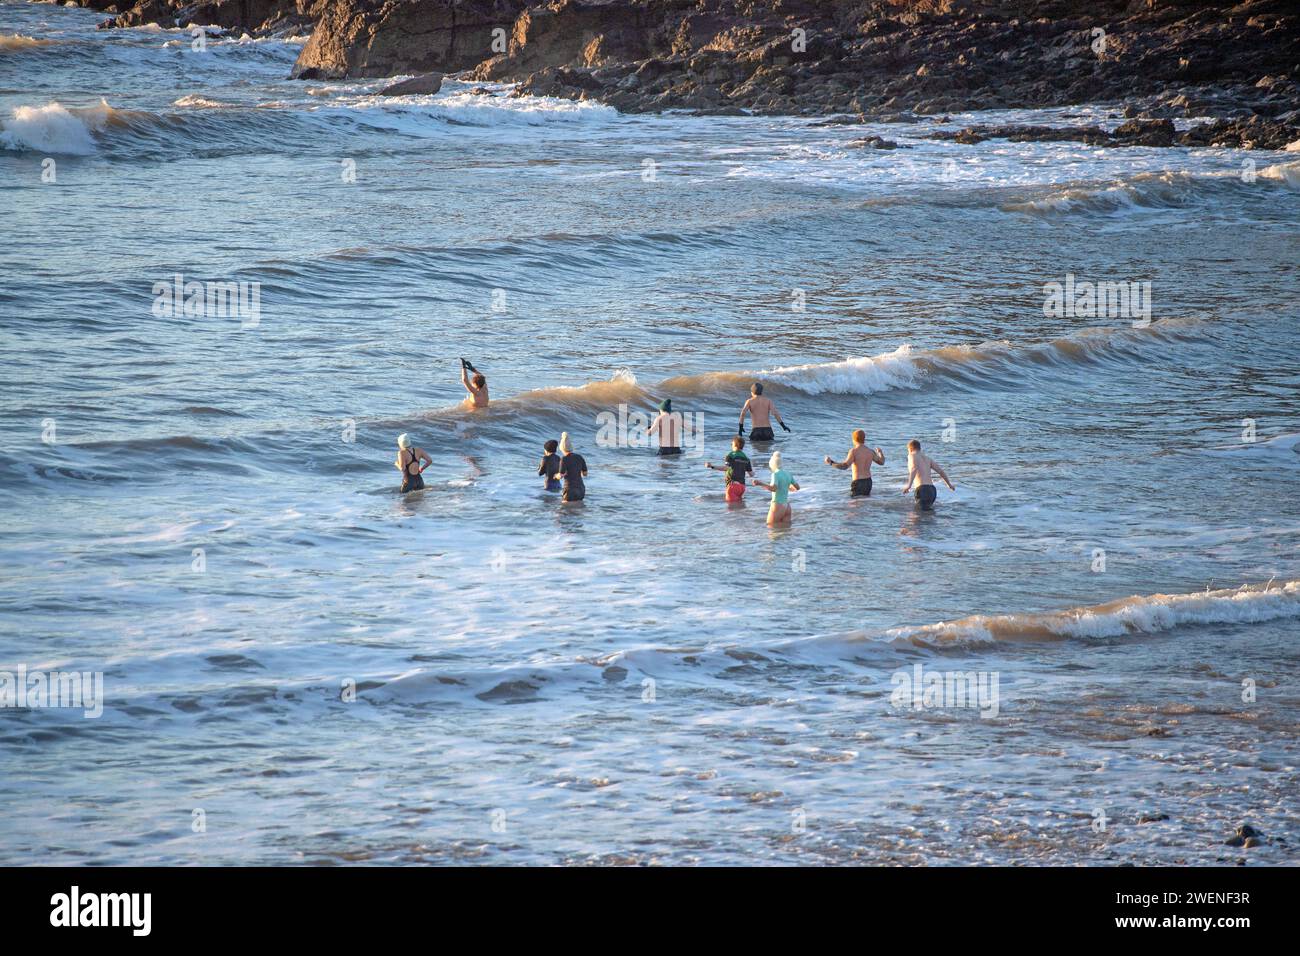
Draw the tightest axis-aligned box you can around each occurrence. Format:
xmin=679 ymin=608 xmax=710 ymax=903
xmin=825 ymin=429 xmax=885 ymax=497
xmin=705 ymin=434 xmax=753 ymax=502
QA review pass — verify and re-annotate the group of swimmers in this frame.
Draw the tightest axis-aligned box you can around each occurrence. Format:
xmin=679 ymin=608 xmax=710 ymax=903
xmin=394 ymin=366 xmax=956 ymax=526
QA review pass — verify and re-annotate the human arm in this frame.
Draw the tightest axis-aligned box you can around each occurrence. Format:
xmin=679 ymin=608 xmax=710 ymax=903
xmin=933 ymin=461 xmax=955 ymax=491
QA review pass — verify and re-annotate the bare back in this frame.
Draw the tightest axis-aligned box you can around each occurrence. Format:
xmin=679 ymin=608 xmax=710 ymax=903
xmin=651 ymin=412 xmax=681 ymax=447
xmin=848 ymin=444 xmax=876 ymax=480
xmin=910 ymin=451 xmax=934 ymax=486
xmin=745 ymin=395 xmax=774 ymax=428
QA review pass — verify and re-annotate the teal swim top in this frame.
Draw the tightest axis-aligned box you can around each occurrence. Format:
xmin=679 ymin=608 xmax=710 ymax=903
xmin=772 ymin=469 xmax=795 ymax=504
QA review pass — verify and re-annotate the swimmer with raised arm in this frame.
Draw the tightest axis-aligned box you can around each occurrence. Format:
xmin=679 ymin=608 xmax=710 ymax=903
xmin=460 ymin=357 xmax=489 ymax=408
xmin=739 ymin=382 xmax=789 ymax=442
xmin=825 ymin=429 xmax=885 ymax=497
xmin=902 ymin=439 xmax=955 ymax=511
xmin=395 ymin=433 xmax=431 ymax=494
xmin=752 ymin=450 xmax=799 ymax=525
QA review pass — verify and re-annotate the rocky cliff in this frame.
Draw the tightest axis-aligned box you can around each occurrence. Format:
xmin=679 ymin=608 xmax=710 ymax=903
xmin=73 ymin=0 xmax=1300 ymax=136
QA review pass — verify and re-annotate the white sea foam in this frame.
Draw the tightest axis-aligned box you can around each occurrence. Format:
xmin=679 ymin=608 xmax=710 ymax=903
xmin=759 ymin=346 xmax=923 ymax=395
xmin=881 ymin=580 xmax=1300 ymax=647
xmin=0 ymin=99 xmax=110 ymax=154
xmin=0 ymin=33 xmax=54 ymax=51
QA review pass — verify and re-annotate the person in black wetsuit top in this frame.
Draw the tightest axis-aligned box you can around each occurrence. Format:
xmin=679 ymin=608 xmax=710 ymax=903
xmin=557 ymin=431 xmax=587 ymax=502
xmin=395 ymin=433 xmax=431 ymax=493
xmin=538 ymin=439 xmax=562 ymax=492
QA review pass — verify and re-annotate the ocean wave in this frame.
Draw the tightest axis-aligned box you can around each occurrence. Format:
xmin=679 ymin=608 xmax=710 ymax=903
xmin=0 ymin=100 xmax=110 ymax=155
xmin=1259 ymin=159 xmax=1300 ymax=188
xmin=866 ymin=579 xmax=1300 ymax=648
xmin=342 ymin=579 xmax=1300 ymax=706
xmin=0 ymin=317 xmax=1205 ymax=492
xmin=0 ymin=89 xmax=616 ymax=159
xmin=0 ymin=33 xmax=56 ymax=52
xmin=22 ymin=577 xmax=1295 ymax=721
xmin=339 ymin=85 xmax=620 ymax=131
xmin=660 ymin=318 xmax=1204 ymax=399
xmin=1001 ymin=165 xmax=1299 ymax=216
xmin=1205 ymin=431 xmax=1300 ymax=459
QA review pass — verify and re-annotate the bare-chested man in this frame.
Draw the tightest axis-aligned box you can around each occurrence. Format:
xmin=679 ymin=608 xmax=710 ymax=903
xmin=902 ymin=439 xmax=955 ymax=511
xmin=647 ymin=398 xmax=682 ymax=455
xmin=460 ymin=357 xmax=488 ymax=408
xmin=824 ymin=429 xmax=885 ymax=497
xmin=739 ymin=382 xmax=789 ymax=442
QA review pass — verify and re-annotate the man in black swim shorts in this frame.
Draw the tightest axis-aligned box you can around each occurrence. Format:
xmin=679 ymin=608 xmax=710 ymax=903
xmin=739 ymin=382 xmax=789 ymax=443
xmin=826 ymin=429 xmax=884 ymax=497
xmin=902 ymin=439 xmax=955 ymax=511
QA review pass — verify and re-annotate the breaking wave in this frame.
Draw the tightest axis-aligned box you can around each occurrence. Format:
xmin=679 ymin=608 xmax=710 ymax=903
xmin=1002 ymin=164 xmax=1300 ymax=216
xmin=867 ymin=579 xmax=1300 ymax=648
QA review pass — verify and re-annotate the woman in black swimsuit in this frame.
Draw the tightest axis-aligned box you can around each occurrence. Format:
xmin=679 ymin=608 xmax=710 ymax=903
xmin=395 ymin=433 xmax=430 ymax=493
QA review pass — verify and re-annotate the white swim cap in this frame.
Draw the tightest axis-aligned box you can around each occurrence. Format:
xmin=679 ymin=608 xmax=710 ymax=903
xmin=558 ymin=431 xmax=572 ymax=454
xmin=397 ymin=433 xmax=411 ymax=449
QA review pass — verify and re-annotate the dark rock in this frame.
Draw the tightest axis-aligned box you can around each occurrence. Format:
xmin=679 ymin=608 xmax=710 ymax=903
xmin=849 ymin=136 xmax=900 ymax=149
xmin=1177 ymin=117 xmax=1299 ymax=150
xmin=1112 ymin=118 xmax=1176 ymax=146
xmin=377 ymin=72 xmax=443 ymax=96
xmin=1225 ymin=824 xmax=1265 ymax=847
xmin=1137 ymin=813 xmax=1170 ymax=823
xmin=70 ymin=0 xmax=1300 ymax=122
xmin=291 ymin=0 xmax=516 ymax=80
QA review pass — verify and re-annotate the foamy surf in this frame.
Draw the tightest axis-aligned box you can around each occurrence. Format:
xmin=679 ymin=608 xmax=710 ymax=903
xmin=873 ymin=579 xmax=1300 ymax=648
xmin=0 ymin=99 xmax=111 ymax=154
xmin=0 ymin=33 xmax=54 ymax=52
xmin=660 ymin=318 xmax=1204 ymax=399
xmin=1001 ymin=165 xmax=1300 ymax=216
xmin=332 ymin=580 xmax=1300 ymax=707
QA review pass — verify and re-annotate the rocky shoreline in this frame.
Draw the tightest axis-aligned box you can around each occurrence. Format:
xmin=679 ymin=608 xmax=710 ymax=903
xmin=70 ymin=0 xmax=1300 ymax=147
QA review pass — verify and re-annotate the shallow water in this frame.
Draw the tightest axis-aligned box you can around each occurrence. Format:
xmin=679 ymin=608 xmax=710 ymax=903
xmin=1 ymin=3 xmax=1298 ymax=865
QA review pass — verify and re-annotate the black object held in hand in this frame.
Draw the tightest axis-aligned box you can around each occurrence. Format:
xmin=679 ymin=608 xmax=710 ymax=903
xmin=780 ymin=421 xmax=791 ymax=432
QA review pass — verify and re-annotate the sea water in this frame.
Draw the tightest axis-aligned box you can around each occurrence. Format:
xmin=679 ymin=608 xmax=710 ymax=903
xmin=1 ymin=3 xmax=1297 ymax=864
